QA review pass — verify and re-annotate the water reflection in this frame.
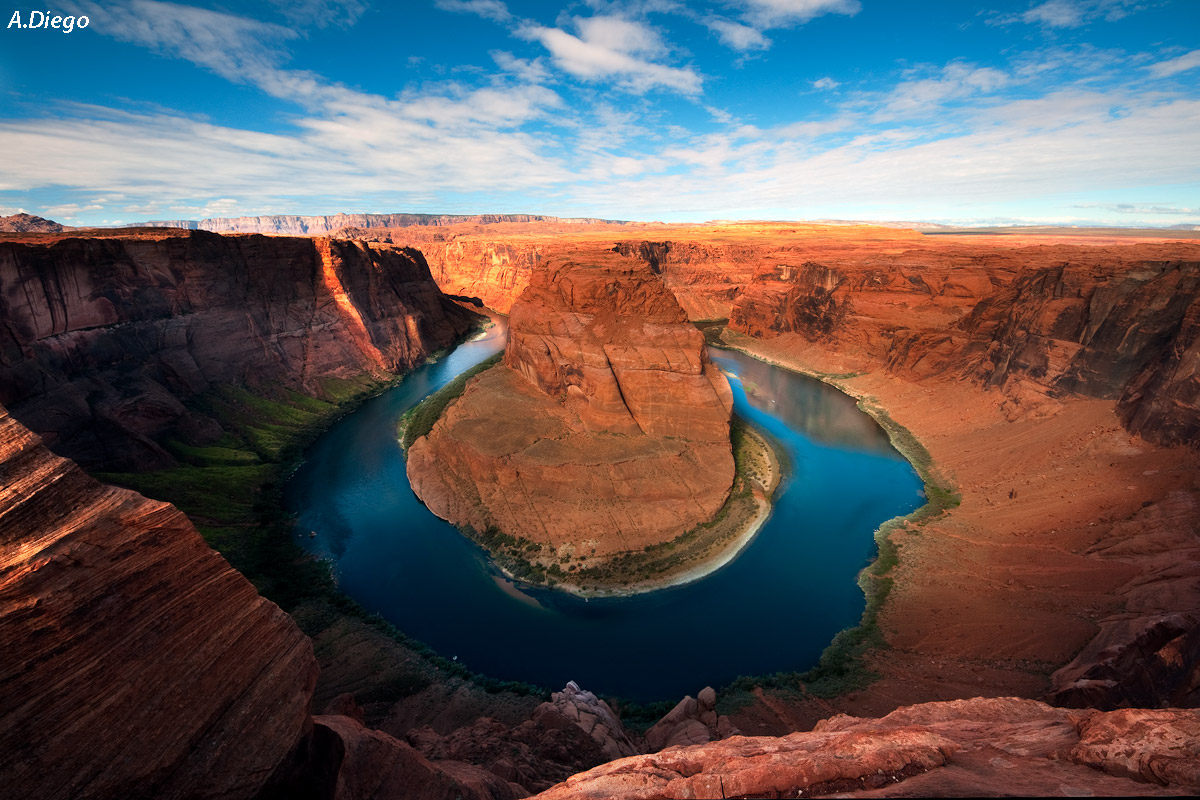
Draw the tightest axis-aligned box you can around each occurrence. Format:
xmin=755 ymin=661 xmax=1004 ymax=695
xmin=713 ymin=352 xmax=898 ymax=457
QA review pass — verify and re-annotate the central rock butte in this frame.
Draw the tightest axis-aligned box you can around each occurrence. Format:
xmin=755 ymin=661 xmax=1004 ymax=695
xmin=405 ymin=256 xmax=736 ymax=564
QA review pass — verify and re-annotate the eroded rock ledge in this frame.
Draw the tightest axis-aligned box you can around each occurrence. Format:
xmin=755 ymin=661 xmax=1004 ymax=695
xmin=533 ymin=697 xmax=1200 ymax=799
xmin=406 ymin=257 xmax=736 ymax=567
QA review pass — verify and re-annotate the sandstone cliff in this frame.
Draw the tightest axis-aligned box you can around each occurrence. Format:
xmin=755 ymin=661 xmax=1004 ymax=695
xmin=0 ymin=404 xmax=318 ymax=799
xmin=535 ymin=698 xmax=1200 ymax=798
xmin=0 ymin=230 xmax=480 ymax=469
xmin=726 ymin=240 xmax=1200 ymax=448
xmin=406 ymin=256 xmax=734 ymax=561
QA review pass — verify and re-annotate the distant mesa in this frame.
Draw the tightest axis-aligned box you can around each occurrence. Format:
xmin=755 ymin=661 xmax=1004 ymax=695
xmin=127 ymin=212 xmax=632 ymax=236
xmin=405 ymin=254 xmax=737 ymax=575
xmin=0 ymin=213 xmax=63 ymax=233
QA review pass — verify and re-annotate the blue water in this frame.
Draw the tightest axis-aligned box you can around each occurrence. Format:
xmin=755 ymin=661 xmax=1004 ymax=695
xmin=286 ymin=323 xmax=924 ymax=702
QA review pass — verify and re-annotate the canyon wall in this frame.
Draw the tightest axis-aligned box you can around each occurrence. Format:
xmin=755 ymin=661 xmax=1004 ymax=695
xmin=0 ymin=230 xmax=480 ymax=469
xmin=406 ymin=256 xmax=735 ymax=558
xmin=727 ymin=240 xmax=1200 ymax=447
xmin=0 ymin=404 xmax=318 ymax=799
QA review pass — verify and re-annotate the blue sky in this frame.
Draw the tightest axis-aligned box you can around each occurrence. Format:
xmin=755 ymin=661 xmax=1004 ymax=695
xmin=1 ymin=0 xmax=1197 ymax=226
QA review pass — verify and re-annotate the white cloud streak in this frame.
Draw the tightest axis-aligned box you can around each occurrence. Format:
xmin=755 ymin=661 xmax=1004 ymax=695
xmin=519 ymin=16 xmax=702 ymax=93
xmin=1150 ymin=49 xmax=1200 ymax=78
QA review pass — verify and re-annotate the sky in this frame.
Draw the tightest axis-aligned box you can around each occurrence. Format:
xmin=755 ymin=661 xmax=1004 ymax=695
xmin=0 ymin=0 xmax=1197 ymax=226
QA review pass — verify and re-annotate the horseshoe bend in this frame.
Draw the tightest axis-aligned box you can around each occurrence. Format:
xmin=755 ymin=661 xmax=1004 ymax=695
xmin=403 ymin=255 xmax=790 ymax=595
xmin=5 ymin=4 xmax=1200 ymax=794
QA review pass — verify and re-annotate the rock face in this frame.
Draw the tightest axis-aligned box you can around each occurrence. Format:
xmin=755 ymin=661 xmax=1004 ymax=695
xmin=406 ymin=257 xmax=734 ymax=557
xmin=534 ymin=698 xmax=1200 ymax=799
xmin=0 ymin=229 xmax=480 ymax=469
xmin=0 ymin=404 xmax=318 ymax=799
xmin=729 ymin=240 xmax=1200 ymax=447
xmin=0 ymin=213 xmax=63 ymax=233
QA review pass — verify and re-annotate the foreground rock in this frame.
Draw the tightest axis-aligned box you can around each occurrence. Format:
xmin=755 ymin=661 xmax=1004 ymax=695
xmin=644 ymin=686 xmax=739 ymax=751
xmin=407 ymin=256 xmax=734 ymax=562
xmin=0 ymin=228 xmax=479 ymax=470
xmin=534 ymin=698 xmax=1200 ymax=798
xmin=0 ymin=404 xmax=318 ymax=799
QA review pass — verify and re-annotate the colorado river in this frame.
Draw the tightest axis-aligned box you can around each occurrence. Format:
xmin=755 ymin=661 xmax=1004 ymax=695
xmin=287 ymin=322 xmax=924 ymax=701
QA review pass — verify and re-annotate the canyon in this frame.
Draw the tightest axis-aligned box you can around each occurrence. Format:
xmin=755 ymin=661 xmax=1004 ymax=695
xmin=2 ymin=215 xmax=1199 ymax=798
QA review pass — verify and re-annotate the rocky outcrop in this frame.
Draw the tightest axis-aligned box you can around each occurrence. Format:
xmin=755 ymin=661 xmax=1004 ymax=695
xmin=404 ymin=682 xmax=636 ymax=794
xmin=296 ymin=714 xmax=528 ymax=800
xmin=406 ymin=256 xmax=734 ymax=559
xmin=0 ymin=230 xmax=480 ymax=469
xmin=534 ymin=698 xmax=1200 ymax=798
xmin=533 ymin=682 xmax=639 ymax=761
xmin=0 ymin=404 xmax=318 ymax=799
xmin=0 ymin=213 xmax=63 ymax=233
xmin=644 ymin=686 xmax=739 ymax=751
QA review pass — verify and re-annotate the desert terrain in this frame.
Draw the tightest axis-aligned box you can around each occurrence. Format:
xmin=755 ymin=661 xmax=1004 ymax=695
xmin=2 ymin=214 xmax=1198 ymax=798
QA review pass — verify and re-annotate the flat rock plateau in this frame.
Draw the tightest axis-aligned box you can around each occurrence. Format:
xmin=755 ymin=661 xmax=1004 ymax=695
xmin=2 ymin=215 xmax=1200 ymax=799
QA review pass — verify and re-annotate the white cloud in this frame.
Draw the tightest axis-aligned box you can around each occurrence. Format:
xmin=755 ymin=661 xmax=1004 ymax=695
xmin=737 ymin=0 xmax=861 ymax=27
xmin=704 ymin=16 xmax=771 ymax=51
xmin=266 ymin=0 xmax=368 ymax=28
xmin=1075 ymin=203 xmax=1198 ymax=215
xmin=812 ymin=76 xmax=839 ymax=90
xmin=435 ymin=0 xmax=511 ymax=23
xmin=1150 ymin=49 xmax=1200 ymax=78
xmin=991 ymin=0 xmax=1144 ymax=29
xmin=876 ymin=63 xmax=1009 ymax=117
xmin=1023 ymin=0 xmax=1087 ymax=27
xmin=491 ymin=50 xmax=551 ymax=83
xmin=519 ymin=16 xmax=702 ymax=94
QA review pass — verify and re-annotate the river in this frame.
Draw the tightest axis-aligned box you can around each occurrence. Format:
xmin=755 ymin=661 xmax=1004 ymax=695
xmin=287 ymin=323 xmax=924 ymax=701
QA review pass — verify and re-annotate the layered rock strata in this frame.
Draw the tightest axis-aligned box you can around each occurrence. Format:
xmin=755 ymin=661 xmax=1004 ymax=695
xmin=728 ymin=240 xmax=1200 ymax=448
xmin=534 ymin=698 xmax=1200 ymax=799
xmin=406 ymin=257 xmax=734 ymax=559
xmin=0 ymin=229 xmax=479 ymax=469
xmin=0 ymin=404 xmax=318 ymax=799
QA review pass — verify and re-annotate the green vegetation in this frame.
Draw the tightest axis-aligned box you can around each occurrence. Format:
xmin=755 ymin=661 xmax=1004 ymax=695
xmin=89 ymin=327 xmax=549 ymax=706
xmin=399 ymin=353 xmax=502 ymax=449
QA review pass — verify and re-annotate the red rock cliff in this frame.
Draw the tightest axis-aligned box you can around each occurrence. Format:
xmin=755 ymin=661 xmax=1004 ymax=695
xmin=0 ymin=403 xmax=318 ymax=799
xmin=0 ymin=229 xmax=480 ymax=469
